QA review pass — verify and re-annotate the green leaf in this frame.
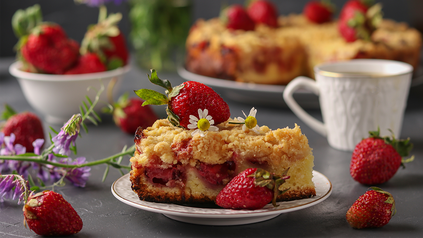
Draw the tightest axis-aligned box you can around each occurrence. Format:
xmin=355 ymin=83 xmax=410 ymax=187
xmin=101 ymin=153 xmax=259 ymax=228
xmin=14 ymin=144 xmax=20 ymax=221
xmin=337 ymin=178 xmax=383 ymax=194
xmin=79 ymin=105 xmax=86 ymax=117
xmin=147 ymin=69 xmax=172 ymax=90
xmin=168 ymin=84 xmax=184 ymax=99
xmin=1 ymin=104 xmax=17 ymax=120
xmin=107 ymin=57 xmax=124 ymax=70
xmin=134 ymin=89 xmax=168 ymax=106
xmin=102 ymin=165 xmax=110 ymax=182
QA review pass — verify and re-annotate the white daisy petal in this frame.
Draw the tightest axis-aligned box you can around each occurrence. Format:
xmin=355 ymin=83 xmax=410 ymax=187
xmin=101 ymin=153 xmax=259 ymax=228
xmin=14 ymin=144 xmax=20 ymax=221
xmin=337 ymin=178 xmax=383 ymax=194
xmin=242 ymin=110 xmax=247 ymax=118
xmin=191 ymin=129 xmax=200 ymax=136
xmin=202 ymin=109 xmax=208 ymax=118
xmin=236 ymin=117 xmax=245 ymax=122
xmin=189 ymin=115 xmax=199 ymax=121
xmin=209 ymin=126 xmax=219 ymax=131
xmin=242 ymin=124 xmax=247 ymax=131
xmin=205 ymin=115 xmax=213 ymax=121
xmin=250 ymin=107 xmax=257 ymax=117
xmin=253 ymin=125 xmax=260 ymax=133
xmin=197 ymin=109 xmax=203 ymax=119
xmin=187 ymin=123 xmax=198 ymax=129
xmin=209 ymin=119 xmax=215 ymax=125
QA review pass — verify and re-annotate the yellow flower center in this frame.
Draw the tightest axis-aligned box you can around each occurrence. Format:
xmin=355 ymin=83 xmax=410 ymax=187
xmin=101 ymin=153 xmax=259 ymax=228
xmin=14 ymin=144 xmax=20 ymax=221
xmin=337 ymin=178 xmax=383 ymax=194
xmin=245 ymin=116 xmax=257 ymax=129
xmin=197 ymin=118 xmax=210 ymax=131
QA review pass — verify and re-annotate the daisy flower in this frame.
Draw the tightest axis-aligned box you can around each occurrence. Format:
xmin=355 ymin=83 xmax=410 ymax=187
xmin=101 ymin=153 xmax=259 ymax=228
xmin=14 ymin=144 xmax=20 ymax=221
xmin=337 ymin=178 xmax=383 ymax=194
xmin=234 ymin=107 xmax=260 ymax=133
xmin=187 ymin=109 xmax=219 ymax=137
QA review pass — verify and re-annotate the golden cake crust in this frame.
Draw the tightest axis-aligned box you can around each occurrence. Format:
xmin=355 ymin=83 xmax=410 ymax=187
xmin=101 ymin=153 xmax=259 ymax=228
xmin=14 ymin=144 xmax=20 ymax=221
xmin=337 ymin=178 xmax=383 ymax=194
xmin=185 ymin=15 xmax=422 ymax=84
xmin=130 ymin=119 xmax=316 ymax=204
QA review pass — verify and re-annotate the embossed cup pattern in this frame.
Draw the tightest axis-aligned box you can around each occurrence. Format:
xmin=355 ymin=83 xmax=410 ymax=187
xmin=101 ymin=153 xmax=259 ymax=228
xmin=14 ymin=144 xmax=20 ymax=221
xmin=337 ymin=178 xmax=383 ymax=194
xmin=318 ymin=75 xmax=411 ymax=151
xmin=283 ymin=59 xmax=413 ymax=151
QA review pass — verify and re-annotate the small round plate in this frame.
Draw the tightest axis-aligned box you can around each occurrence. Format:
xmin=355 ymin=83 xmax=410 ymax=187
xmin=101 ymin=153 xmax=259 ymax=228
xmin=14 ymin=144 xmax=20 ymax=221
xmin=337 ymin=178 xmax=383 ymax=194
xmin=111 ymin=171 xmax=332 ymax=226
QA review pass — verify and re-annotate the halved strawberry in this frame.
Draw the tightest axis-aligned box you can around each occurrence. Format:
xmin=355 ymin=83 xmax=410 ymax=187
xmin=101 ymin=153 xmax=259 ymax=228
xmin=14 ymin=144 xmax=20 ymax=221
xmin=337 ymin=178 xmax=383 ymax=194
xmin=134 ymin=69 xmax=230 ymax=129
xmin=215 ymin=168 xmax=290 ymax=210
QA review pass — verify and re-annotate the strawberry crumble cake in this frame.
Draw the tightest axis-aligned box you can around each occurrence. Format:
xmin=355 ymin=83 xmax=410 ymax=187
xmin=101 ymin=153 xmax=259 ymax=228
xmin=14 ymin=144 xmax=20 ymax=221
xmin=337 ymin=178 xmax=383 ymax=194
xmin=130 ymin=70 xmax=315 ymax=205
xmin=185 ymin=1 xmax=422 ymax=85
xmin=129 ymin=119 xmax=315 ymax=204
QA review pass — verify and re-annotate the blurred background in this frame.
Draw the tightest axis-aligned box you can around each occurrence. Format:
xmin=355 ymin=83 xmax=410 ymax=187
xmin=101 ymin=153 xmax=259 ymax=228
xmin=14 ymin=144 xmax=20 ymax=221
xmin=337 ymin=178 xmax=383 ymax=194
xmin=1 ymin=0 xmax=422 ymax=59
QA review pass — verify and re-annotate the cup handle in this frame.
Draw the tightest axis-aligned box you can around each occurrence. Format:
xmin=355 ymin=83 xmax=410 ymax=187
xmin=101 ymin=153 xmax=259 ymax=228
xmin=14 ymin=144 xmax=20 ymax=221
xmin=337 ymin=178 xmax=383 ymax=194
xmin=283 ymin=76 xmax=327 ymax=137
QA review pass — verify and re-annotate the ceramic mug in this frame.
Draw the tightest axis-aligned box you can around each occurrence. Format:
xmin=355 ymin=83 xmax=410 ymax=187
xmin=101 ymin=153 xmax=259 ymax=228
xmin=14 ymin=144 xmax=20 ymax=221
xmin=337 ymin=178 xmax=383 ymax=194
xmin=283 ymin=59 xmax=413 ymax=151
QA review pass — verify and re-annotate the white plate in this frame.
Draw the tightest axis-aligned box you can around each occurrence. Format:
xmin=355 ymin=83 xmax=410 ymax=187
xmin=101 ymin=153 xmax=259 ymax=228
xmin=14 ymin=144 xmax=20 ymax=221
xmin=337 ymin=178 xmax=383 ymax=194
xmin=111 ymin=170 xmax=332 ymax=226
xmin=177 ymin=66 xmax=423 ymax=108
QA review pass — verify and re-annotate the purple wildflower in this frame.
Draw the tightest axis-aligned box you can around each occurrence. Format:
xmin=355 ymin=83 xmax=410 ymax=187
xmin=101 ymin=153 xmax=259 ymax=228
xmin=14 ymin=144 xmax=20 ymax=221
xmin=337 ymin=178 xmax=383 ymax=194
xmin=55 ymin=157 xmax=91 ymax=187
xmin=0 ymin=175 xmax=29 ymax=204
xmin=0 ymin=133 xmax=26 ymax=156
xmin=32 ymin=139 xmax=44 ymax=155
xmin=1 ymin=133 xmax=27 ymax=174
xmin=52 ymin=114 xmax=82 ymax=156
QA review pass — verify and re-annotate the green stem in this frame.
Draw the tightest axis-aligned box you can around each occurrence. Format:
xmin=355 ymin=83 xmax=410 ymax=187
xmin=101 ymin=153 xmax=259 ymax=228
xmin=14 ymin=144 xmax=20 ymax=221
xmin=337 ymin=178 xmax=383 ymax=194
xmin=0 ymin=145 xmax=135 ymax=170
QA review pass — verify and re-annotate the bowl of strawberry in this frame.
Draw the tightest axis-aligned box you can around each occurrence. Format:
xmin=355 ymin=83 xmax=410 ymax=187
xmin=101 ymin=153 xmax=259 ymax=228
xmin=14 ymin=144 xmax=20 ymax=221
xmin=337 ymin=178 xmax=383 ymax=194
xmin=8 ymin=5 xmax=130 ymax=125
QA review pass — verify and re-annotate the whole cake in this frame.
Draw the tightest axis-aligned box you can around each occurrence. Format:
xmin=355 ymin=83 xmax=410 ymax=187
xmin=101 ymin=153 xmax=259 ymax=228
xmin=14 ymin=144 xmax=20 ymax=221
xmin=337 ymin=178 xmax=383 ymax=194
xmin=129 ymin=70 xmax=316 ymax=206
xmin=185 ymin=0 xmax=422 ymax=84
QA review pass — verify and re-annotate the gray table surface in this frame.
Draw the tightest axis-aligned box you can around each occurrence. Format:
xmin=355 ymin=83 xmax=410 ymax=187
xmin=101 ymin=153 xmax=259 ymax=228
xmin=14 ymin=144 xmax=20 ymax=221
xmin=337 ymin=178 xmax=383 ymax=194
xmin=1 ymin=56 xmax=423 ymax=238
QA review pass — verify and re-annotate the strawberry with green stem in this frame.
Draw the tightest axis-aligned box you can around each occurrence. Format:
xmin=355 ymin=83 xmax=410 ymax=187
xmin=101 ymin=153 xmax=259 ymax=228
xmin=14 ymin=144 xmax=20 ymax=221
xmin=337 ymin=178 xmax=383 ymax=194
xmin=80 ymin=5 xmax=129 ymax=70
xmin=216 ymin=168 xmax=290 ymax=210
xmin=0 ymin=174 xmax=83 ymax=236
xmin=338 ymin=1 xmax=382 ymax=42
xmin=12 ymin=4 xmax=80 ymax=74
xmin=134 ymin=69 xmax=230 ymax=129
xmin=350 ymin=128 xmax=414 ymax=185
xmin=346 ymin=187 xmax=396 ymax=229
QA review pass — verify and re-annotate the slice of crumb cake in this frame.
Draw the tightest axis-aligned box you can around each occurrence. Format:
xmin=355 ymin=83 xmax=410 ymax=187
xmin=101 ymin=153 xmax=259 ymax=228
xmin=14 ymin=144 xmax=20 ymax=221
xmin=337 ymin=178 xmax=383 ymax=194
xmin=130 ymin=119 xmax=316 ymax=204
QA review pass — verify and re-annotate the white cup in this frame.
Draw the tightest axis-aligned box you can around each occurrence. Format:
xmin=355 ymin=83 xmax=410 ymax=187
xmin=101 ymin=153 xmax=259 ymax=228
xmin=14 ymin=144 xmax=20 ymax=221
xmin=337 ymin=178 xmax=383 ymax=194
xmin=283 ymin=59 xmax=413 ymax=151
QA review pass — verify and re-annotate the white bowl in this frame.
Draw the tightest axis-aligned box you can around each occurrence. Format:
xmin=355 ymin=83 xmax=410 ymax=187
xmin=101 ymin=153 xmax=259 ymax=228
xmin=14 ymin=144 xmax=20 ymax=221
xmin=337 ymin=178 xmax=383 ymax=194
xmin=9 ymin=61 xmax=130 ymax=125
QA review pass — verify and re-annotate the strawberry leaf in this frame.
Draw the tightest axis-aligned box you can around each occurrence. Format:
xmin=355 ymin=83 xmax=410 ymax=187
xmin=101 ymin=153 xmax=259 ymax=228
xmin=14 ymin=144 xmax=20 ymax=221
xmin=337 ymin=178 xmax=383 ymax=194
xmin=147 ymin=69 xmax=172 ymax=91
xmin=1 ymin=104 xmax=17 ymax=120
xmin=134 ymin=89 xmax=168 ymax=106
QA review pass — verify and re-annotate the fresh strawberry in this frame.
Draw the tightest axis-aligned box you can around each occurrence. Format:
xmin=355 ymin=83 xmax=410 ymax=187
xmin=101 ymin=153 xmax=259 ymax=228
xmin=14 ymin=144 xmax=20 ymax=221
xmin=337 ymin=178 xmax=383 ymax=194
xmin=221 ymin=4 xmax=255 ymax=31
xmin=134 ymin=69 xmax=230 ymax=129
xmin=64 ymin=53 xmax=107 ymax=74
xmin=339 ymin=0 xmax=373 ymax=19
xmin=23 ymin=190 xmax=83 ymax=236
xmin=1 ymin=105 xmax=44 ymax=152
xmin=247 ymin=0 xmax=279 ymax=28
xmin=215 ymin=168 xmax=290 ymax=210
xmin=303 ymin=0 xmax=335 ymax=24
xmin=346 ymin=187 xmax=396 ymax=229
xmin=109 ymin=93 xmax=159 ymax=134
xmin=81 ymin=6 xmax=129 ymax=70
xmin=338 ymin=1 xmax=382 ymax=42
xmin=350 ymin=129 xmax=414 ymax=185
xmin=12 ymin=5 xmax=79 ymax=74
